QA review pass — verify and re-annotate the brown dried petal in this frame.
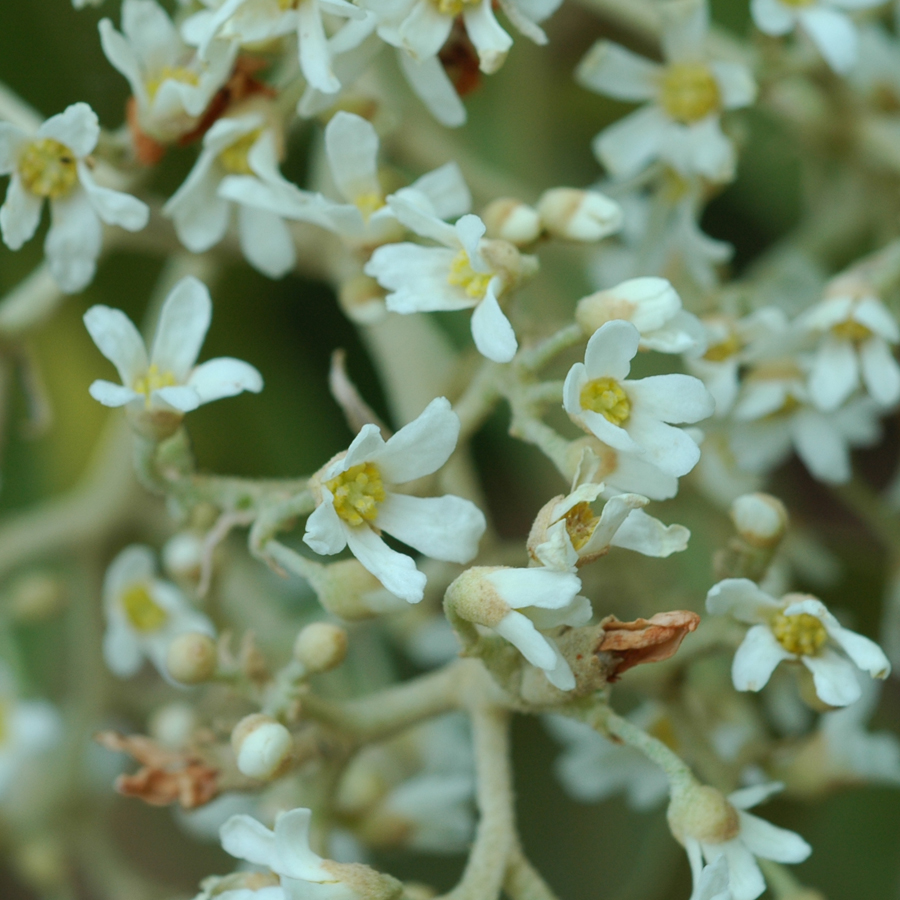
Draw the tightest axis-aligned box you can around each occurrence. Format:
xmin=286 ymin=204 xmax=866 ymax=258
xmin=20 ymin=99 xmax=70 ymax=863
xmin=597 ymin=610 xmax=700 ymax=679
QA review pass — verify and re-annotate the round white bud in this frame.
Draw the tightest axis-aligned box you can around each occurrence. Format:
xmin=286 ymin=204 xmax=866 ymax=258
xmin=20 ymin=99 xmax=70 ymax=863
xmin=231 ymin=714 xmax=293 ymax=781
xmin=730 ymin=493 xmax=788 ymax=548
xmin=536 ymin=188 xmax=623 ymax=242
xmin=162 ymin=532 xmax=205 ymax=580
xmin=482 ymin=198 xmax=542 ymax=245
xmin=667 ymin=783 xmax=740 ymax=846
xmin=166 ymin=632 xmax=218 ymax=685
xmin=293 ymin=622 xmax=348 ymax=673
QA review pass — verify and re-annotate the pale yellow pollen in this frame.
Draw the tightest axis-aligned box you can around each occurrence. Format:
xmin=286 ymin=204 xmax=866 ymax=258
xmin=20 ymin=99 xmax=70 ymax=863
xmin=432 ymin=0 xmax=478 ymax=15
xmin=580 ymin=377 xmax=632 ymax=426
xmin=145 ymin=65 xmax=199 ymax=101
xmin=447 ymin=250 xmax=492 ymax=299
xmin=660 ymin=63 xmax=721 ymax=124
xmin=219 ymin=129 xmax=263 ymax=176
xmin=278 ymin=0 xmax=298 ymax=7
xmin=133 ymin=364 xmax=178 ymax=408
xmin=563 ymin=502 xmax=599 ymax=551
xmin=771 ymin=611 xmax=828 ymax=656
xmin=121 ymin=583 xmax=168 ymax=632
xmin=326 ymin=462 xmax=386 ymax=526
xmin=703 ymin=332 xmax=741 ymax=362
xmin=832 ymin=319 xmax=872 ymax=343
xmin=18 ymin=138 xmax=78 ymax=199
xmin=354 ymin=191 xmax=385 ymax=221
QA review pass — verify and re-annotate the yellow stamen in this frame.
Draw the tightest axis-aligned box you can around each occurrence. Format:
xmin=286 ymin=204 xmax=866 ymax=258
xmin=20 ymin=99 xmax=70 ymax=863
xmin=432 ymin=0 xmax=478 ymax=14
xmin=660 ymin=63 xmax=721 ymax=124
xmin=831 ymin=319 xmax=872 ymax=342
xmin=133 ymin=364 xmax=178 ymax=408
xmin=703 ymin=332 xmax=741 ymax=362
xmin=354 ymin=191 xmax=384 ymax=221
xmin=219 ymin=129 xmax=263 ymax=175
xmin=18 ymin=138 xmax=78 ymax=199
xmin=771 ymin=611 xmax=827 ymax=656
xmin=121 ymin=583 xmax=168 ymax=632
xmin=326 ymin=462 xmax=386 ymax=526
xmin=447 ymin=250 xmax=493 ymax=299
xmin=145 ymin=66 xmax=199 ymax=101
xmin=563 ymin=502 xmax=599 ymax=551
xmin=580 ymin=377 xmax=631 ymax=426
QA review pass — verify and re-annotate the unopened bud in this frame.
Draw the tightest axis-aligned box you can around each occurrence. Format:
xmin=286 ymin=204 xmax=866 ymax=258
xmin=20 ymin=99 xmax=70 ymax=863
xmin=166 ymin=632 xmax=218 ymax=684
xmin=444 ymin=567 xmax=510 ymax=628
xmin=480 ymin=239 xmax=539 ymax=287
xmin=667 ymin=783 xmax=740 ymax=846
xmin=730 ymin=493 xmax=788 ymax=549
xmin=537 ymin=188 xmax=622 ymax=242
xmin=482 ymin=198 xmax=542 ymax=245
xmin=8 ymin=574 xmax=65 ymax=622
xmin=293 ymin=622 xmax=348 ymax=673
xmin=163 ymin=531 xmax=204 ymax=581
xmin=231 ymin=714 xmax=293 ymax=781
xmin=575 ymin=277 xmax=680 ymax=336
xmin=149 ymin=702 xmax=197 ymax=749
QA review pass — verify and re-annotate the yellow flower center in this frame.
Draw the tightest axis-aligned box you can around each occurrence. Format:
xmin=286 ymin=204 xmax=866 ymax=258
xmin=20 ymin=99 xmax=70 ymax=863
xmin=219 ymin=129 xmax=263 ymax=175
xmin=831 ymin=319 xmax=872 ymax=342
xmin=447 ymin=250 xmax=493 ymax=299
xmin=18 ymin=138 xmax=78 ymax=199
xmin=580 ymin=377 xmax=632 ymax=426
xmin=133 ymin=364 xmax=178 ymax=407
xmin=771 ymin=611 xmax=828 ymax=656
xmin=354 ymin=191 xmax=385 ymax=222
xmin=703 ymin=332 xmax=741 ymax=362
xmin=660 ymin=63 xmax=721 ymax=124
xmin=145 ymin=66 xmax=200 ymax=101
xmin=432 ymin=0 xmax=478 ymax=15
xmin=563 ymin=502 xmax=599 ymax=551
xmin=121 ymin=583 xmax=168 ymax=632
xmin=326 ymin=462 xmax=386 ymax=526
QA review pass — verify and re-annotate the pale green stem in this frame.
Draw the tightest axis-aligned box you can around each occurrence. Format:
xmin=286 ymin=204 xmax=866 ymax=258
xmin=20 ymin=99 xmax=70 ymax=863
xmin=515 ymin=324 xmax=583 ymax=373
xmin=454 ymin=359 xmax=503 ymax=442
xmin=522 ymin=381 xmax=564 ymax=406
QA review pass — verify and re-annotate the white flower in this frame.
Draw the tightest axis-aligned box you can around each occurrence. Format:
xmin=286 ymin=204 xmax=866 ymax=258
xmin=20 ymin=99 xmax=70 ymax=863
xmin=303 ymin=397 xmax=486 ymax=604
xmin=691 ymin=857 xmax=733 ymax=900
xmin=99 ymin=0 xmax=236 ymax=143
xmin=563 ymin=320 xmax=715 ymax=477
xmin=0 ymin=102 xmax=149 ymax=293
xmin=751 ymin=0 xmax=886 ymax=74
xmin=575 ymin=276 xmax=706 ymax=355
xmin=182 ymin=0 xmax=366 ymax=94
xmin=84 ymin=275 xmax=263 ymax=433
xmin=797 ymin=291 xmax=900 ymax=411
xmin=164 ymin=114 xmax=302 ymax=278
xmin=365 ymin=197 xmax=537 ymax=362
xmin=706 ymin=578 xmax=891 ymax=706
xmin=568 ymin=437 xmax=681 ymax=501
xmin=680 ymin=782 xmax=811 ymax=900
xmin=102 ymin=544 xmax=216 ymax=682
xmin=544 ymin=707 xmax=671 ymax=809
xmin=577 ymin=0 xmax=756 ymax=180
xmin=728 ymin=360 xmax=881 ymax=483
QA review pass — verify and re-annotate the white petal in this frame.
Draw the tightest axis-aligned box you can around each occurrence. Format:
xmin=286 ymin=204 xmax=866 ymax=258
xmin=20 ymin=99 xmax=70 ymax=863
xmin=576 ymin=41 xmax=661 ymax=101
xmin=371 ymin=246 xmax=472 ymax=313
xmin=610 ymin=508 xmax=689 ymax=557
xmin=103 ymin=544 xmax=157 ymax=604
xmin=38 ymin=103 xmax=99 ymax=158
xmin=372 ymin=396 xmax=459 ymax=482
xmin=485 ymin=567 xmax=581 ymax=611
xmin=661 ymin=118 xmax=735 ymax=182
xmin=462 ymin=0 xmax=512 ymax=75
xmin=854 ymin=297 xmax=899 ymax=342
xmin=790 ymin=409 xmax=851 ymax=484
xmin=238 ymin=204 xmax=295 ymax=278
xmin=706 ymin=579 xmax=781 ymax=623
xmin=303 ymin=494 xmax=348 ymax=556
xmin=89 ymin=380 xmax=142 ymax=407
xmin=624 ymin=414 xmax=701 ymax=477
xmin=102 ymin=623 xmax=144 ymax=677
xmin=751 ymin=0 xmax=795 ymax=35
xmin=800 ymin=7 xmax=857 ymax=73
xmin=221 ymin=815 xmax=278 ymax=868
xmin=272 ymin=808 xmax=333 ymax=880
xmin=731 ymin=625 xmax=792 ymax=692
xmin=627 ymin=374 xmax=714 ymax=424
xmin=376 ymin=493 xmax=485 ymax=563
xmin=164 ymin=156 xmax=230 ymax=252
xmin=711 ymin=61 xmax=757 ymax=109
xmin=77 ymin=163 xmax=149 ymax=231
xmin=544 ymin=643 xmax=576 ymax=691
xmin=580 ymin=491 xmax=645 ymax=555
xmin=470 ymin=286 xmax=517 ymax=362
xmin=727 ymin=781 xmax=784 ymax=810
xmin=408 ymin=161 xmax=471 ymax=220
xmin=493 ymin=610 xmax=558 ymax=670
xmin=122 ymin=0 xmax=181 ymax=70
xmin=802 ymin=648 xmax=862 ymax=706
xmin=594 ymin=105 xmax=668 ymax=178
xmin=0 ymin=123 xmax=28 ymax=174
xmin=737 ymin=811 xmax=812 ymax=863
xmin=399 ymin=0 xmax=454 ymax=61
xmin=385 ymin=194 xmax=459 ymax=246
xmin=298 ymin=0 xmax=341 ymax=93
xmin=345 ymin=524 xmax=427 ymax=603
xmin=152 ymin=385 xmax=202 ymax=412
xmin=584 ymin=319 xmax=640 ymax=380
xmin=0 ymin=176 xmax=43 ymax=250
xmin=187 ymin=357 xmax=264 ymax=403
xmin=324 ymin=111 xmax=380 ymax=204
xmin=860 ymin=337 xmax=900 ymax=406
xmin=719 ymin=840 xmax=765 ymax=900
xmin=150 ymin=276 xmax=211 ymax=380
xmin=808 ymin=336 xmax=858 ymax=411
xmin=45 ymin=190 xmax=102 ymax=293
xmin=824 ymin=622 xmax=891 ymax=680
xmin=455 ymin=214 xmax=487 ymax=264
xmin=397 ymin=50 xmax=467 ymax=128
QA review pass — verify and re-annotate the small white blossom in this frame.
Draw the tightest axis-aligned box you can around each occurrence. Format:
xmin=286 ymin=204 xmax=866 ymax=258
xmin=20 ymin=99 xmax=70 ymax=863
xmin=84 ymin=275 xmax=263 ymax=432
xmin=751 ymin=0 xmax=886 ymax=74
xmin=568 ymin=437 xmax=681 ymax=501
xmin=102 ymin=545 xmax=216 ymax=682
xmin=303 ymin=397 xmax=486 ymax=604
xmin=797 ymin=290 xmax=900 ymax=411
xmin=0 ymin=102 xmax=149 ymax=292
xmin=577 ymin=0 xmax=756 ymax=180
xmin=365 ymin=196 xmax=537 ymax=362
xmin=99 ymin=0 xmax=236 ymax=143
xmin=563 ymin=320 xmax=715 ymax=478
xmin=706 ymin=578 xmax=891 ymax=706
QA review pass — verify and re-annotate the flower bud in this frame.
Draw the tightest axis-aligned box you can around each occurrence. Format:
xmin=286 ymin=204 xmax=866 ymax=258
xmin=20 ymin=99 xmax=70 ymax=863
xmin=293 ymin=622 xmax=348 ymax=673
xmin=444 ymin=567 xmax=511 ymax=628
xmin=231 ymin=714 xmax=293 ymax=781
xmin=166 ymin=632 xmax=218 ymax=684
xmin=575 ymin=276 xmax=680 ymax=336
xmin=482 ymin=198 xmax=542 ymax=245
xmin=8 ymin=573 xmax=65 ymax=622
xmin=163 ymin=531 xmax=204 ymax=581
xmin=149 ymin=702 xmax=197 ymax=749
xmin=667 ymin=783 xmax=740 ymax=846
xmin=730 ymin=493 xmax=788 ymax=549
xmin=537 ymin=188 xmax=622 ymax=242
xmin=304 ymin=558 xmax=408 ymax=620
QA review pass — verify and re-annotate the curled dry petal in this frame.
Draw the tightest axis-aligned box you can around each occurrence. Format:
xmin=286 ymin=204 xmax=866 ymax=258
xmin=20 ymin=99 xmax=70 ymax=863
xmin=95 ymin=731 xmax=219 ymax=808
xmin=597 ymin=610 xmax=700 ymax=679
